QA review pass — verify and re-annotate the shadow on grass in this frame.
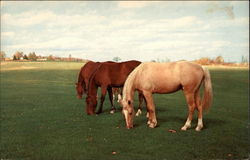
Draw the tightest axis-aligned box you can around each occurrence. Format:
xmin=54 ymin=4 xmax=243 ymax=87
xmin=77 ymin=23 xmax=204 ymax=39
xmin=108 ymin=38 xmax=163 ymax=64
xmin=153 ymin=116 xmax=226 ymax=130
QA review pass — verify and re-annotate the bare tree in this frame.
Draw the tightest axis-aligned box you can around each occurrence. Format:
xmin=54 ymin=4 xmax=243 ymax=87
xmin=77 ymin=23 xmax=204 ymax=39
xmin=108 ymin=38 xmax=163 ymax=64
xmin=14 ymin=51 xmax=23 ymax=60
xmin=113 ymin=56 xmax=121 ymax=62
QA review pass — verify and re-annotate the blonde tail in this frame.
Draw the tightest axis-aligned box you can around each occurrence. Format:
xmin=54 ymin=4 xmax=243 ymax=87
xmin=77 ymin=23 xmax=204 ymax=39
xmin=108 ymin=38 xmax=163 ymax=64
xmin=202 ymin=67 xmax=213 ymax=111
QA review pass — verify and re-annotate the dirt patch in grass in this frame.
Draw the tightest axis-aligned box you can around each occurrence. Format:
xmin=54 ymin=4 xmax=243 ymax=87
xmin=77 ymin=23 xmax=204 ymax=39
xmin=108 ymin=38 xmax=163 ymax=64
xmin=2 ymin=66 xmax=38 ymax=70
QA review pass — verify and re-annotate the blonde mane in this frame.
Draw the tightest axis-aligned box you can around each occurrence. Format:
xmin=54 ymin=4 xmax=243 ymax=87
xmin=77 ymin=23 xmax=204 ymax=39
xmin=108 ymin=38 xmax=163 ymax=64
xmin=122 ymin=64 xmax=142 ymax=102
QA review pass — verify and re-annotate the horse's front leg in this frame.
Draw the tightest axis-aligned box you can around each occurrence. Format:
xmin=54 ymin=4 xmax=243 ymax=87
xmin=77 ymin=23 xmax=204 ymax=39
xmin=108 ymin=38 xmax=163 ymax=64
xmin=96 ymin=85 xmax=107 ymax=114
xmin=107 ymin=87 xmax=116 ymax=114
xmin=143 ymin=91 xmax=157 ymax=128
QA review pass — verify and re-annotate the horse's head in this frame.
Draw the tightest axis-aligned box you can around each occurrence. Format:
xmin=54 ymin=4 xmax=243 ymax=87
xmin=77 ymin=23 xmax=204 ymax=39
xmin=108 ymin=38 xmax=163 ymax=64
xmin=86 ymin=95 xmax=97 ymax=115
xmin=75 ymin=83 xmax=84 ymax=99
xmin=120 ymin=99 xmax=135 ymax=129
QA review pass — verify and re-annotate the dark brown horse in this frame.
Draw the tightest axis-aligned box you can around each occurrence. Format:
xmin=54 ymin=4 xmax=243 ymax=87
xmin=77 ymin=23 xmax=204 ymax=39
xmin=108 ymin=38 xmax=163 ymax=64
xmin=76 ymin=60 xmax=143 ymax=115
xmin=86 ymin=60 xmax=144 ymax=114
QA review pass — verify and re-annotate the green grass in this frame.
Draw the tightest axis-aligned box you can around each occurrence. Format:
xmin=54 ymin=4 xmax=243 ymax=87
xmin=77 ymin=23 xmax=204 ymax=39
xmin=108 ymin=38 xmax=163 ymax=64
xmin=0 ymin=62 xmax=249 ymax=160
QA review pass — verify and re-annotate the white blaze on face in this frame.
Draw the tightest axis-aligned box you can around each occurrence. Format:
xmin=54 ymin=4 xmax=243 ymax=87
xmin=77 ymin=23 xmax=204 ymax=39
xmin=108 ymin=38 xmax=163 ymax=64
xmin=123 ymin=109 xmax=129 ymax=127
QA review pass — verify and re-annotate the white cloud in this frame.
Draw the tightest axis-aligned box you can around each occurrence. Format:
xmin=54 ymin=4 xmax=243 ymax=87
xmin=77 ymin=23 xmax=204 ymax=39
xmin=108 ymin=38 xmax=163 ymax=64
xmin=117 ymin=1 xmax=160 ymax=8
xmin=1 ymin=31 xmax=15 ymax=37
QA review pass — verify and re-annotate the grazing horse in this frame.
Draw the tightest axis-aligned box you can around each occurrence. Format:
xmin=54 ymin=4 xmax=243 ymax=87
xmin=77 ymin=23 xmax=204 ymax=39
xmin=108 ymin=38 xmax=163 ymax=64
xmin=120 ymin=61 xmax=213 ymax=131
xmin=76 ymin=61 xmax=115 ymax=114
xmin=87 ymin=60 xmax=144 ymax=114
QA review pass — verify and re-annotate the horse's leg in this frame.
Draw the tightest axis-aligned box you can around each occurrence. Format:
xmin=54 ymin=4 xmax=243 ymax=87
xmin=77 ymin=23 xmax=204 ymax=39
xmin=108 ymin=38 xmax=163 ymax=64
xmin=136 ymin=91 xmax=144 ymax=116
xmin=195 ymin=91 xmax=203 ymax=131
xmin=181 ymin=92 xmax=196 ymax=131
xmin=108 ymin=87 xmax=116 ymax=114
xmin=117 ymin=88 xmax=122 ymax=102
xmin=143 ymin=91 xmax=157 ymax=128
xmin=96 ymin=85 xmax=107 ymax=114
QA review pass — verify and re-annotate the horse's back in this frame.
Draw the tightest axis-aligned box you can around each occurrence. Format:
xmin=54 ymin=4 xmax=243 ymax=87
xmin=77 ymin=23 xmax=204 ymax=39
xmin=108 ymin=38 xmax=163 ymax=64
xmin=94 ymin=60 xmax=141 ymax=87
xmin=133 ymin=61 xmax=204 ymax=93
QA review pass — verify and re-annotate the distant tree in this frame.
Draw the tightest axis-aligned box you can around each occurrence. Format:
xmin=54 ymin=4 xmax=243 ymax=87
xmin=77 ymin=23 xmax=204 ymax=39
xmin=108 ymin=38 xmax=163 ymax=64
xmin=13 ymin=55 xmax=17 ymax=60
xmin=113 ymin=56 xmax=121 ymax=62
xmin=241 ymin=55 xmax=248 ymax=64
xmin=214 ymin=56 xmax=224 ymax=64
xmin=68 ymin=54 xmax=72 ymax=61
xmin=28 ymin=52 xmax=37 ymax=61
xmin=14 ymin=51 xmax=23 ymax=60
xmin=47 ymin=55 xmax=55 ymax=61
xmin=23 ymin=54 xmax=28 ymax=60
xmin=196 ymin=57 xmax=212 ymax=65
xmin=164 ymin=57 xmax=171 ymax=62
xmin=0 ymin=51 xmax=6 ymax=61
xmin=156 ymin=57 xmax=171 ymax=63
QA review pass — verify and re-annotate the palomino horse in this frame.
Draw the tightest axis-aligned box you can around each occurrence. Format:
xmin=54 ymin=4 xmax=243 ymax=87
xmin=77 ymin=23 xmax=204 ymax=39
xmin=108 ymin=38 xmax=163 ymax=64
xmin=120 ymin=61 xmax=213 ymax=131
xmin=76 ymin=61 xmax=118 ymax=114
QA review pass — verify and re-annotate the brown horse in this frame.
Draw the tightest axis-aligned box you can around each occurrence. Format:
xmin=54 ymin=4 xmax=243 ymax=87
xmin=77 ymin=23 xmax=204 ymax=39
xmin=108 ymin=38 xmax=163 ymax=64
xmin=86 ymin=60 xmax=144 ymax=114
xmin=120 ymin=61 xmax=213 ymax=131
xmin=76 ymin=61 xmax=118 ymax=114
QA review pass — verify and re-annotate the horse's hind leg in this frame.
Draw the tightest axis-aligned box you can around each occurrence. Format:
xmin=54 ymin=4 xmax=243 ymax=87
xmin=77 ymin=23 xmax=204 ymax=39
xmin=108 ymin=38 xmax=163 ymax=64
xmin=108 ymin=87 xmax=116 ymax=114
xmin=96 ymin=86 xmax=107 ymax=114
xmin=143 ymin=91 xmax=157 ymax=128
xmin=181 ymin=92 xmax=196 ymax=131
xmin=195 ymin=91 xmax=203 ymax=131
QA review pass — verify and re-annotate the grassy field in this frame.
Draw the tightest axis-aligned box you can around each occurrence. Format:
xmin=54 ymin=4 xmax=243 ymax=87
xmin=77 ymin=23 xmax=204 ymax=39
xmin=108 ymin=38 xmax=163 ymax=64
xmin=0 ymin=62 xmax=249 ymax=160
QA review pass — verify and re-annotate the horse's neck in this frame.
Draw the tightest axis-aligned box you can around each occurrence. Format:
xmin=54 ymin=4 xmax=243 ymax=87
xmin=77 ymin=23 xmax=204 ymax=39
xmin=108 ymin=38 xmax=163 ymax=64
xmin=87 ymin=80 xmax=98 ymax=97
xmin=123 ymin=78 xmax=135 ymax=102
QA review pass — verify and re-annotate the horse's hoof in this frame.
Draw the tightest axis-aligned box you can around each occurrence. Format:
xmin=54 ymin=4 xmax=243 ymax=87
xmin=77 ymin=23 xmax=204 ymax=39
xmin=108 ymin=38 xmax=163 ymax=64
xmin=148 ymin=121 xmax=157 ymax=128
xmin=148 ymin=123 xmax=156 ymax=128
xmin=195 ymin=125 xmax=203 ymax=131
xmin=135 ymin=109 xmax=142 ymax=116
xmin=181 ymin=124 xmax=191 ymax=131
xmin=110 ymin=110 xmax=115 ymax=114
xmin=181 ymin=126 xmax=187 ymax=131
xmin=147 ymin=120 xmax=151 ymax=125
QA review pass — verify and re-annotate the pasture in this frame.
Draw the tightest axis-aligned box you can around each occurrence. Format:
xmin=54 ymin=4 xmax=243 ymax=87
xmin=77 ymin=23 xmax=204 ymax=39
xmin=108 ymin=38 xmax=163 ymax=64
xmin=0 ymin=62 xmax=249 ymax=160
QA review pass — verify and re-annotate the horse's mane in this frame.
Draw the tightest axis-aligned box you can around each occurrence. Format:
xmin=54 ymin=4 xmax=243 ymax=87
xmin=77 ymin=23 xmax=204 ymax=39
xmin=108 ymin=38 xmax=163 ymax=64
xmin=87 ymin=63 xmax=102 ymax=95
xmin=122 ymin=64 xmax=142 ymax=102
xmin=77 ymin=66 xmax=85 ymax=84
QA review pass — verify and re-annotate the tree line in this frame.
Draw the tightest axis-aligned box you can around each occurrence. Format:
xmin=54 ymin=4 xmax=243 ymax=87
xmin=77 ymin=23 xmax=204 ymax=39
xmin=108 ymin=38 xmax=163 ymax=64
xmin=0 ymin=51 xmax=86 ymax=62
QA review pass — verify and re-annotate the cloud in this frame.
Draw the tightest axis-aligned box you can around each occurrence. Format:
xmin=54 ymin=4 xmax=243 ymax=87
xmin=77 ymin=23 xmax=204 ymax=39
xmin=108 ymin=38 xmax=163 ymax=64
xmin=117 ymin=1 xmax=159 ymax=8
xmin=1 ymin=32 xmax=15 ymax=37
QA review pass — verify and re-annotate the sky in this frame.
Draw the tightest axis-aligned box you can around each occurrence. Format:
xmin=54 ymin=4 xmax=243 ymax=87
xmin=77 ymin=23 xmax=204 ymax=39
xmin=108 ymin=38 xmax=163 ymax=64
xmin=1 ymin=1 xmax=249 ymax=62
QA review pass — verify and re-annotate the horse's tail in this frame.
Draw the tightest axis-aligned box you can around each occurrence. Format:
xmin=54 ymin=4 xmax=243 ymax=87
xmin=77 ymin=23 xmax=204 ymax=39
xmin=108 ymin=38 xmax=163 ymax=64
xmin=202 ymin=67 xmax=213 ymax=111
